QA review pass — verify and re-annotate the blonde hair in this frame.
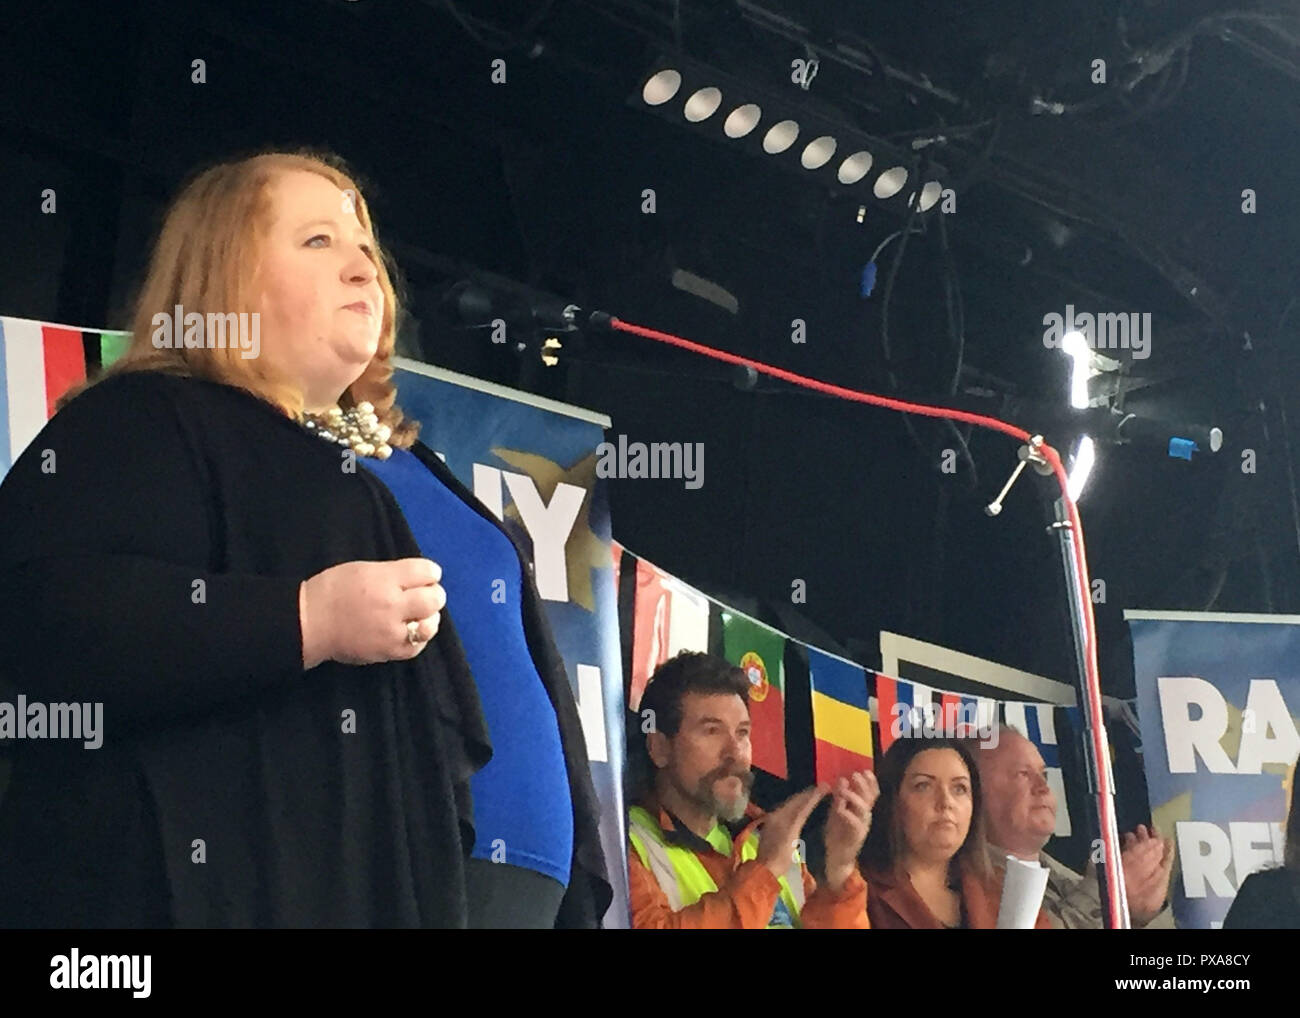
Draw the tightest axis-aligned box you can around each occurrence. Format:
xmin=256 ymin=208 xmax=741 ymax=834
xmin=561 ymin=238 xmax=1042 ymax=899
xmin=56 ymin=148 xmax=419 ymax=448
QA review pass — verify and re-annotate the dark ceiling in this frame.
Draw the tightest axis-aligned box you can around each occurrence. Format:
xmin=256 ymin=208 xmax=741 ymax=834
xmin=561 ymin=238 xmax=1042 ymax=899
xmin=5 ymin=0 xmax=1300 ymax=695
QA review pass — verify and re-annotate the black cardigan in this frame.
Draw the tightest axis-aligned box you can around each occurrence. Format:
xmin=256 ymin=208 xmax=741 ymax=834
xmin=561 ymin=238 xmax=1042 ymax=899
xmin=1222 ymin=867 xmax=1300 ymax=930
xmin=0 ymin=370 xmax=611 ymax=928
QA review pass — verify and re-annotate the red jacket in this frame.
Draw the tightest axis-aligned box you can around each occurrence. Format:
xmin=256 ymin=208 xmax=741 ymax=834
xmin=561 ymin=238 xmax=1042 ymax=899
xmin=863 ymin=861 xmax=1053 ymax=929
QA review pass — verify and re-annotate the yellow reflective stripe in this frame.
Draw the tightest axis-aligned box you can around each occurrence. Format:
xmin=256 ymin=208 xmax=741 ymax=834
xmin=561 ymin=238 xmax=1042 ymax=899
xmin=630 ymin=807 xmax=805 ymax=925
xmin=705 ymin=824 xmax=732 ymax=856
xmin=628 ymin=807 xmax=720 ymax=908
xmin=742 ymin=828 xmax=804 ymax=927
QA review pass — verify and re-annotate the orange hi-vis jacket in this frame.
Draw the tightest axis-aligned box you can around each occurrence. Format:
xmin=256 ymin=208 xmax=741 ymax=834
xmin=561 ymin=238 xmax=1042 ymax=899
xmin=627 ymin=797 xmax=870 ymax=929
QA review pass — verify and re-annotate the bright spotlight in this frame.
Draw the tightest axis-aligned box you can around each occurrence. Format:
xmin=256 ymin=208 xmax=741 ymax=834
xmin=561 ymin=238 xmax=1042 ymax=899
xmin=916 ymin=181 xmax=944 ymax=211
xmin=1061 ymin=330 xmax=1091 ymax=409
xmin=723 ymin=104 xmax=762 ymax=138
xmin=800 ymin=135 xmax=837 ymax=169
xmin=837 ymin=151 xmax=874 ymax=184
xmin=684 ymin=87 xmax=722 ymax=122
xmin=1067 ymin=436 xmax=1096 ymax=501
xmin=873 ymin=166 xmax=908 ymax=199
xmin=642 ymin=69 xmax=682 ymax=106
xmin=762 ymin=119 xmax=800 ymax=154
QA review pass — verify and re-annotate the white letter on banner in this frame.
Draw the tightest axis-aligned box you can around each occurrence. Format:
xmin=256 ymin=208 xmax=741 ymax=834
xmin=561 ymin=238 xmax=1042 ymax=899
xmin=575 ymin=663 xmax=608 ymax=762
xmin=1157 ymin=677 xmax=1236 ymax=774
xmin=502 ymin=472 xmax=585 ymax=601
xmin=473 ymin=464 xmax=505 ymax=519
xmin=1177 ymin=821 xmax=1234 ymax=898
xmin=1235 ymin=679 xmax=1300 ymax=774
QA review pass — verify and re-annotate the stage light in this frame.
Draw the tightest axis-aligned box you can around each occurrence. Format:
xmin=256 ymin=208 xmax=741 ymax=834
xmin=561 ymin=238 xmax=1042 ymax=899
xmin=642 ymin=69 xmax=682 ymax=105
xmin=1067 ymin=435 xmax=1096 ymax=500
xmin=763 ymin=119 xmax=800 ymax=153
xmin=683 ymin=87 xmax=722 ymax=122
xmin=873 ymin=166 xmax=908 ymax=199
xmin=911 ymin=181 xmax=944 ymax=212
xmin=800 ymin=135 xmax=837 ymax=169
xmin=837 ymin=151 xmax=874 ymax=184
xmin=1061 ymin=330 xmax=1091 ymax=409
xmin=723 ymin=103 xmax=762 ymax=138
xmin=633 ymin=57 xmax=946 ymax=220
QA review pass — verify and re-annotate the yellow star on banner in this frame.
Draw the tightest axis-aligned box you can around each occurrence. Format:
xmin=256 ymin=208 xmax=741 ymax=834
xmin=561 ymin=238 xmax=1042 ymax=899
xmin=492 ymin=447 xmax=607 ymax=612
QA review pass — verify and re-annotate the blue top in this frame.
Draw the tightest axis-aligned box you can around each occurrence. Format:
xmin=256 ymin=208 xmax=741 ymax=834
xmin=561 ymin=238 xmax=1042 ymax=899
xmin=359 ymin=447 xmax=573 ymax=887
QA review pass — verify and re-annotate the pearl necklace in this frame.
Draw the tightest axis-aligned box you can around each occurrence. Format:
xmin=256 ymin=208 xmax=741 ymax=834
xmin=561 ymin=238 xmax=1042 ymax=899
xmin=299 ymin=400 xmax=394 ymax=459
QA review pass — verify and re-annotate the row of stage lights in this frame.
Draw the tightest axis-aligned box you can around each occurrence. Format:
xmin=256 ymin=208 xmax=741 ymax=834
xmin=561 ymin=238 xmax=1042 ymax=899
xmin=639 ymin=67 xmax=945 ymax=214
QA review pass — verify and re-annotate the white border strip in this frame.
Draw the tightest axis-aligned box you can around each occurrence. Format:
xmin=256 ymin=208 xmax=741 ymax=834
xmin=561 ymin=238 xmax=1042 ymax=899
xmin=880 ymin=631 xmax=1076 ymax=705
xmin=1123 ymin=610 xmax=1300 ymax=624
xmin=393 ymin=356 xmax=611 ymax=428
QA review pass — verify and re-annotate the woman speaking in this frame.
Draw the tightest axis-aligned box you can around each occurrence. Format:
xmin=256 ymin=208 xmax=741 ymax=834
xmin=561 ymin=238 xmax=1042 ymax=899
xmin=0 ymin=150 xmax=610 ymax=928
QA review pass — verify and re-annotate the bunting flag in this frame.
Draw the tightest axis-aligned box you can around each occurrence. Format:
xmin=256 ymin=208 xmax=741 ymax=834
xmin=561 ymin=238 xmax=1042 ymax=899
xmin=872 ymin=674 xmax=935 ymax=755
xmin=99 ymin=330 xmax=131 ymax=370
xmin=721 ymin=610 xmax=788 ymax=778
xmin=615 ymin=549 xmax=1101 ymax=857
xmin=1001 ymin=700 xmax=1080 ymax=837
xmin=0 ymin=317 xmax=88 ymax=476
xmin=628 ymin=556 xmax=710 ymax=712
xmin=939 ymin=690 xmax=998 ymax=739
xmin=807 ymin=647 xmax=873 ymax=784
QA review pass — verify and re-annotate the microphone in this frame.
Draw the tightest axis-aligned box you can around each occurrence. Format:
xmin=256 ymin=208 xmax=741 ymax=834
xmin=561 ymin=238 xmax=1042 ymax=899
xmin=442 ymin=279 xmax=615 ymax=334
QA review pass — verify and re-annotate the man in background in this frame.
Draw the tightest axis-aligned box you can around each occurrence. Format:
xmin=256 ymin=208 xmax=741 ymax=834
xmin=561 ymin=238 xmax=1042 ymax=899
xmin=966 ymin=725 xmax=1175 ymax=928
xmin=628 ymin=652 xmax=876 ymax=928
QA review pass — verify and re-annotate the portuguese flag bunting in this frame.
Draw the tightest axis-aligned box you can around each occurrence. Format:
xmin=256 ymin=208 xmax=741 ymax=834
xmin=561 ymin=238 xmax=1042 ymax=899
xmin=721 ymin=610 xmax=787 ymax=778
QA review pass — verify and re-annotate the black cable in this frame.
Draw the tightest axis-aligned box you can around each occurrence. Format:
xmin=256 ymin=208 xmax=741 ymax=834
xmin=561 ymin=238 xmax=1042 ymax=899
xmin=883 ymin=117 xmax=999 ymax=145
xmin=936 ymin=193 xmax=965 ymax=398
xmin=874 ymin=157 xmax=978 ymax=486
xmin=1105 ymin=48 xmax=1192 ymax=126
xmin=879 ymin=182 xmax=921 ymax=392
xmin=1043 ymin=9 xmax=1300 ymax=121
xmin=441 ymin=0 xmax=560 ymax=50
xmin=943 ymin=111 xmax=1004 ymax=199
xmin=931 ymin=201 xmax=977 ymax=489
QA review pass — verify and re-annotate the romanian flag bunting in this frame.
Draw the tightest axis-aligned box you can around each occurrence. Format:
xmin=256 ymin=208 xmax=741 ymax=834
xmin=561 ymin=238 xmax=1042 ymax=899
xmin=807 ymin=646 xmax=873 ymax=784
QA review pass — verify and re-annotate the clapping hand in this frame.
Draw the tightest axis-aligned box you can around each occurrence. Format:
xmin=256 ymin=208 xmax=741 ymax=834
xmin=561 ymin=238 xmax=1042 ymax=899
xmin=823 ymin=770 xmax=880 ymax=894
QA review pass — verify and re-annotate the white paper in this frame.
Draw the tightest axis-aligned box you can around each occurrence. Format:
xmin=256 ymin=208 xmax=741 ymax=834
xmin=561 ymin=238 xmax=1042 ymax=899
xmin=996 ymin=855 xmax=1050 ymax=929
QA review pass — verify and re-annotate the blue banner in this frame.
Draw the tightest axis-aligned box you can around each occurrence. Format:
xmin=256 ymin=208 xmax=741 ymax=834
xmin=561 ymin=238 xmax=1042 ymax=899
xmin=1129 ymin=612 xmax=1300 ymax=929
xmin=395 ymin=359 xmax=629 ymax=928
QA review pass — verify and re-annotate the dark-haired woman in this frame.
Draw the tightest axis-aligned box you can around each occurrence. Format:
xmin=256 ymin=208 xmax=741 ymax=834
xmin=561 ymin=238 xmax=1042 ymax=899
xmin=861 ymin=737 xmax=1051 ymax=929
